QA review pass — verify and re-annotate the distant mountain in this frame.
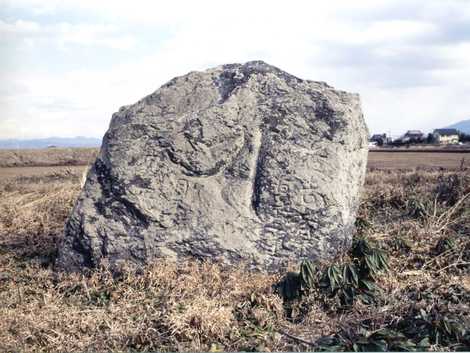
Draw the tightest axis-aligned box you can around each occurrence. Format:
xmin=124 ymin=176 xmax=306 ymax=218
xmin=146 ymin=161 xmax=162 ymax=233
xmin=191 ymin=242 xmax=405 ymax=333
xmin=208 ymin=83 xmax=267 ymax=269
xmin=0 ymin=136 xmax=102 ymax=149
xmin=445 ymin=119 xmax=470 ymax=134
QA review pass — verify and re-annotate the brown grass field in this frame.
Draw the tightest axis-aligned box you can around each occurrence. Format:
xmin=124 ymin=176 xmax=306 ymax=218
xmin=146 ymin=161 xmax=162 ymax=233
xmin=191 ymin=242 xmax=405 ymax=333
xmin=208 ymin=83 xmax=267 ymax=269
xmin=0 ymin=149 xmax=469 ymax=352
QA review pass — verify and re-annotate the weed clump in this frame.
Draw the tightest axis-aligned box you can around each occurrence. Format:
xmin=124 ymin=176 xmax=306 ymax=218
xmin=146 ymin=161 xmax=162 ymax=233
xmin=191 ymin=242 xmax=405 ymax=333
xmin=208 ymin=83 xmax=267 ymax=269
xmin=278 ymin=238 xmax=388 ymax=308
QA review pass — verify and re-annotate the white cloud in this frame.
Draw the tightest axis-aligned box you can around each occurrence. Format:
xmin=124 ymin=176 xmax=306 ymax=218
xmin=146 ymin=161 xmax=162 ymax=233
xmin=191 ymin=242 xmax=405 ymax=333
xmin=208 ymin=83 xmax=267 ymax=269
xmin=0 ymin=19 xmax=136 ymax=50
xmin=0 ymin=0 xmax=470 ymax=139
xmin=0 ymin=19 xmax=41 ymax=34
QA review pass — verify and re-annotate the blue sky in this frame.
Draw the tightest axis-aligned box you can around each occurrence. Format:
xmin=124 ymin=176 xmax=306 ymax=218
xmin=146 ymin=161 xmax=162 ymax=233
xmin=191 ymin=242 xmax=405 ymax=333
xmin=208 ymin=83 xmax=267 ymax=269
xmin=1 ymin=0 xmax=469 ymax=139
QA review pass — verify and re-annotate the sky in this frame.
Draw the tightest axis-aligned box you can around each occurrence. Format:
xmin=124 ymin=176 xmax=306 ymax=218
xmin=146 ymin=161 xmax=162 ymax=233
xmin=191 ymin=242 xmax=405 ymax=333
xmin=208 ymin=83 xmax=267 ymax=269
xmin=0 ymin=0 xmax=469 ymax=140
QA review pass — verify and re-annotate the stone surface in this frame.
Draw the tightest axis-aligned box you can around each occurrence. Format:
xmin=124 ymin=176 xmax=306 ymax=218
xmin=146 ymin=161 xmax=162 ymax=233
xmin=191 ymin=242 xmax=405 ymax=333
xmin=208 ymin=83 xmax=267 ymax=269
xmin=56 ymin=61 xmax=369 ymax=272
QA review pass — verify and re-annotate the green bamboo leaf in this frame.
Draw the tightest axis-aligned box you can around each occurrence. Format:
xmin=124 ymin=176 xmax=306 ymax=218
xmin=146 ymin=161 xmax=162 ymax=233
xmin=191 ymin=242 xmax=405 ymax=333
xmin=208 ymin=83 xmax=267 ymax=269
xmin=417 ymin=337 xmax=430 ymax=348
xmin=299 ymin=260 xmax=317 ymax=290
xmin=360 ymin=279 xmax=377 ymax=291
xmin=328 ymin=267 xmax=335 ymax=290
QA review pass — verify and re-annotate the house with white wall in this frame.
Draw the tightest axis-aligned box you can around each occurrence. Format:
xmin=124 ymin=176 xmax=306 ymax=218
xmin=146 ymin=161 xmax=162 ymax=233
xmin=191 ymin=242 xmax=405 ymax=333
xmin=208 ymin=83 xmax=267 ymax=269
xmin=432 ymin=129 xmax=460 ymax=144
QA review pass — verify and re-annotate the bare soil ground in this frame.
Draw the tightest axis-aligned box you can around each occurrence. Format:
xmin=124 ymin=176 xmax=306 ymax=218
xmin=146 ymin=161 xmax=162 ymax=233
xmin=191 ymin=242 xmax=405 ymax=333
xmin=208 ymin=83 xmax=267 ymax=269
xmin=0 ymin=150 xmax=469 ymax=352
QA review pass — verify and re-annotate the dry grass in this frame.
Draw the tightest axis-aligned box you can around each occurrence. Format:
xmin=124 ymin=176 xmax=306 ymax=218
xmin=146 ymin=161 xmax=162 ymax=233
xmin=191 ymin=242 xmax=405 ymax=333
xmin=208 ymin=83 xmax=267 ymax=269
xmin=0 ymin=165 xmax=469 ymax=351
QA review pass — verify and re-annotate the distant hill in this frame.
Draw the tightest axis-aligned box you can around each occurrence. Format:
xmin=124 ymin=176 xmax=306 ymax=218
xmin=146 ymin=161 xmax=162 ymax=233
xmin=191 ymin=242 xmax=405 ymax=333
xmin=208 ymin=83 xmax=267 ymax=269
xmin=0 ymin=136 xmax=102 ymax=149
xmin=445 ymin=119 xmax=470 ymax=134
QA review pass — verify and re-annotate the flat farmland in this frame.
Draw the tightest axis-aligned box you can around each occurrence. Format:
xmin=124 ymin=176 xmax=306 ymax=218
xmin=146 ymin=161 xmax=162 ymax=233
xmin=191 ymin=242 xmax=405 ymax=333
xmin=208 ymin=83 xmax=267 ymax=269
xmin=367 ymin=150 xmax=470 ymax=170
xmin=0 ymin=149 xmax=470 ymax=181
xmin=0 ymin=165 xmax=87 ymax=181
xmin=0 ymin=147 xmax=97 ymax=168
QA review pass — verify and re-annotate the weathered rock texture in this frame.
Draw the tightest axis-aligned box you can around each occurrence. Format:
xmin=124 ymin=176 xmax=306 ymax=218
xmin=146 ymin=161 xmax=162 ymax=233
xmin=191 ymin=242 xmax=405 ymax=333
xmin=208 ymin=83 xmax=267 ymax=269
xmin=57 ymin=61 xmax=368 ymax=271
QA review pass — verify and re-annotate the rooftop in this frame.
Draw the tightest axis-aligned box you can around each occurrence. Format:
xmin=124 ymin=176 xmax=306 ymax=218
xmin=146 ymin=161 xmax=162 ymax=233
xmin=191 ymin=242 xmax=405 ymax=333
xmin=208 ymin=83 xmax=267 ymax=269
xmin=433 ymin=128 xmax=459 ymax=136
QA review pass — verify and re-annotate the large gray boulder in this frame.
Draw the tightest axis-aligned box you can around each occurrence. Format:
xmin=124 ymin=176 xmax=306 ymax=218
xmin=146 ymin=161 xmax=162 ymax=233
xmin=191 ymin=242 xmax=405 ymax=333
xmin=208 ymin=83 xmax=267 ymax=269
xmin=57 ymin=61 xmax=368 ymax=272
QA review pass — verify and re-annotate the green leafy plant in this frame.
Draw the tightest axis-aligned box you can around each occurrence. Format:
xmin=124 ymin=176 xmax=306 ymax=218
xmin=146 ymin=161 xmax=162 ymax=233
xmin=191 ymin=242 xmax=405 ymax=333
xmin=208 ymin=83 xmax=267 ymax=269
xmin=322 ymin=238 xmax=389 ymax=306
xmin=320 ymin=264 xmax=343 ymax=292
xmin=406 ymin=197 xmax=429 ymax=219
xmin=299 ymin=259 xmax=317 ymax=291
xmin=351 ymin=328 xmax=425 ymax=352
xmin=396 ymin=308 xmax=470 ymax=350
xmin=278 ymin=260 xmax=318 ymax=301
xmin=434 ymin=236 xmax=456 ymax=255
xmin=315 ymin=327 xmax=430 ymax=352
xmin=314 ymin=309 xmax=470 ymax=353
xmin=279 ymin=238 xmax=389 ymax=307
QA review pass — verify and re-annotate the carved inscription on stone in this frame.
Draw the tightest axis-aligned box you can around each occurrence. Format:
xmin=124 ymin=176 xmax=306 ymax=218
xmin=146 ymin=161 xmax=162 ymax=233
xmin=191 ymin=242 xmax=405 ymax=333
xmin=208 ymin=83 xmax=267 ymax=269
xmin=57 ymin=61 xmax=368 ymax=272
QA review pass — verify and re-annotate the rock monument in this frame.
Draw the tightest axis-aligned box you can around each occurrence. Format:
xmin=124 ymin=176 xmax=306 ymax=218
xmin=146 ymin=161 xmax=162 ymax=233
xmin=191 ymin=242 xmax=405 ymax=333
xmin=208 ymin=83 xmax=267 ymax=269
xmin=57 ymin=61 xmax=368 ymax=272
